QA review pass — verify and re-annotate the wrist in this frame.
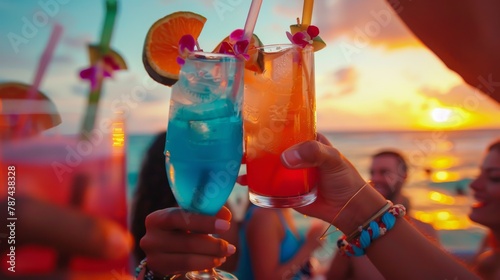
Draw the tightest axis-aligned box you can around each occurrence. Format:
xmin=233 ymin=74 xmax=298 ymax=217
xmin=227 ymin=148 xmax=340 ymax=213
xmin=333 ymin=183 xmax=387 ymax=234
xmin=337 ymin=204 xmax=407 ymax=257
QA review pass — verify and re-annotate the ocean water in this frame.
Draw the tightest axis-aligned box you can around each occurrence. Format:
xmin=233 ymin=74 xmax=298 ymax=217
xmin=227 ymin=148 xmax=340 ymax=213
xmin=126 ymin=129 xmax=499 ymax=259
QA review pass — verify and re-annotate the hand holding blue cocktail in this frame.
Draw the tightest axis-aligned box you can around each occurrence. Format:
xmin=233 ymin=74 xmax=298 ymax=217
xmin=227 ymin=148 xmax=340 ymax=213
xmin=142 ymin=0 xmax=263 ymax=276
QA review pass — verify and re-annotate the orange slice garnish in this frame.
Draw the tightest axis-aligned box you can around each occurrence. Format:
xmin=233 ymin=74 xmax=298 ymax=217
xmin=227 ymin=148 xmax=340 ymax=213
xmin=0 ymin=82 xmax=61 ymax=140
xmin=143 ymin=11 xmax=207 ymax=87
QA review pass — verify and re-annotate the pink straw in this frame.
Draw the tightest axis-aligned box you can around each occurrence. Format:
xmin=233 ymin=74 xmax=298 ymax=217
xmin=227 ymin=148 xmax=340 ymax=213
xmin=29 ymin=24 xmax=63 ymax=99
xmin=242 ymin=0 xmax=263 ymax=42
xmin=14 ymin=23 xmax=63 ymax=137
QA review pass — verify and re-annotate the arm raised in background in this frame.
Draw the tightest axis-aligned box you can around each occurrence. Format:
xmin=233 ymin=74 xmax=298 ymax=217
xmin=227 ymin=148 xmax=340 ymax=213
xmin=0 ymin=195 xmax=133 ymax=279
xmin=0 ymin=195 xmax=132 ymax=259
xmin=386 ymin=0 xmax=500 ymax=105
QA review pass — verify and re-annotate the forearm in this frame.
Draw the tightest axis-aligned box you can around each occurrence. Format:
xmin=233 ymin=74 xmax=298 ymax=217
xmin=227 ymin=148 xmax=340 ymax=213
xmin=326 ymin=251 xmax=351 ymax=280
xmin=332 ymin=185 xmax=479 ymax=279
xmin=367 ymin=218 xmax=480 ymax=280
xmin=284 ymin=138 xmax=482 ymax=279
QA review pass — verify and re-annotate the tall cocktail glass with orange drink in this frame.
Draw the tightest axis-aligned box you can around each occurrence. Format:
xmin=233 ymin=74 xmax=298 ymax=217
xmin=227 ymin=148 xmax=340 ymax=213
xmin=244 ymin=43 xmax=317 ymax=208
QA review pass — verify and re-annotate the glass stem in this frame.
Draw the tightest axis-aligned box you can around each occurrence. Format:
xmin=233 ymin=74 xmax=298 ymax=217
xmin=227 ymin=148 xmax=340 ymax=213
xmin=186 ymin=268 xmax=220 ymax=280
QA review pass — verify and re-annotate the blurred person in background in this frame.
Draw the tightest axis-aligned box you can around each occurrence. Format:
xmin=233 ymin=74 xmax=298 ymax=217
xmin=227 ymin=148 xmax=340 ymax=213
xmin=233 ymin=205 xmax=324 ymax=279
xmin=468 ymin=140 xmax=500 ymax=279
xmin=368 ymin=150 xmax=437 ymax=238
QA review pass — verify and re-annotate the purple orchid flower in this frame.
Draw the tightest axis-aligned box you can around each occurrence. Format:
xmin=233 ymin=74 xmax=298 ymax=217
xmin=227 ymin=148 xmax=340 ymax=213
xmin=218 ymin=29 xmax=250 ymax=60
xmin=287 ymin=25 xmax=320 ymax=48
xmin=229 ymin=29 xmax=244 ymax=43
xmin=79 ymin=55 xmax=120 ymax=91
xmin=177 ymin=34 xmax=197 ymax=65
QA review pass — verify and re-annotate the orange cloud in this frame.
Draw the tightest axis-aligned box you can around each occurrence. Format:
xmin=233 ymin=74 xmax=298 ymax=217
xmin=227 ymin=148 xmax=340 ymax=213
xmin=319 ymin=66 xmax=359 ymax=100
xmin=317 ymin=103 xmax=418 ymax=131
xmin=418 ymin=84 xmax=500 ymax=113
xmin=295 ymin=0 xmax=420 ymax=49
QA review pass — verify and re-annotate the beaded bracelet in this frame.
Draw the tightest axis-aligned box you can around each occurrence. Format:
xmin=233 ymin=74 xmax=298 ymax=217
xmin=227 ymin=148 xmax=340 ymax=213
xmin=135 ymin=258 xmax=171 ymax=280
xmin=346 ymin=200 xmax=393 ymax=242
xmin=337 ymin=203 xmax=406 ymax=257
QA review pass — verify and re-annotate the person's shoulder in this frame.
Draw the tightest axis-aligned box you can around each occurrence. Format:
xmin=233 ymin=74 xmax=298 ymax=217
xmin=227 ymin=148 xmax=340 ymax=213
xmin=251 ymin=207 xmax=280 ymax=221
xmin=247 ymin=208 xmax=283 ymax=232
xmin=246 ymin=208 xmax=283 ymax=237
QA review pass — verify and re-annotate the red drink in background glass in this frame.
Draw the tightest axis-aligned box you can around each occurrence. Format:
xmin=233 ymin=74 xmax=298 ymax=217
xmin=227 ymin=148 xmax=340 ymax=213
xmin=0 ymin=123 xmax=129 ymax=275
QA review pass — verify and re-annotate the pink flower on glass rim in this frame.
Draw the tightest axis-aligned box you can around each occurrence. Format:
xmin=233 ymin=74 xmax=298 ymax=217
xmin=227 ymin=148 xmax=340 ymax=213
xmin=177 ymin=34 xmax=197 ymax=65
xmin=79 ymin=55 xmax=121 ymax=91
xmin=286 ymin=25 xmax=320 ymax=48
xmin=218 ymin=29 xmax=250 ymax=60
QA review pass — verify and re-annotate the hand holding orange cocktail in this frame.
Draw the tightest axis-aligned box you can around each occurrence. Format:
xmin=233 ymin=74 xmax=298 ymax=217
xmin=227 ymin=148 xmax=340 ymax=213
xmin=244 ymin=1 xmax=326 ymax=208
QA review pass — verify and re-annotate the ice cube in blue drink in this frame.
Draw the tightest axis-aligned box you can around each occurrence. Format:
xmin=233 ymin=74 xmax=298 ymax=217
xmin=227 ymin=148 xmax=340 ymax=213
xmin=176 ymin=98 xmax=234 ymax=121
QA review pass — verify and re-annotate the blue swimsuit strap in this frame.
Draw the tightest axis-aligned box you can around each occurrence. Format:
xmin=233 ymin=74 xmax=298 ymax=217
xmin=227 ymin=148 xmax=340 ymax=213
xmin=277 ymin=210 xmax=304 ymax=263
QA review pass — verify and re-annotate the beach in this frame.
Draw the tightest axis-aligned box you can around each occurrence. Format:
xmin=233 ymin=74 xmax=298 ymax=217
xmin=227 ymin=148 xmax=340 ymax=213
xmin=127 ymin=128 xmax=499 ymax=262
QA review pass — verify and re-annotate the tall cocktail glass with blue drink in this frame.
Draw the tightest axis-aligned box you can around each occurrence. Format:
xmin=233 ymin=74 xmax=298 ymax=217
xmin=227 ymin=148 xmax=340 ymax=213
xmin=164 ymin=52 xmax=243 ymax=280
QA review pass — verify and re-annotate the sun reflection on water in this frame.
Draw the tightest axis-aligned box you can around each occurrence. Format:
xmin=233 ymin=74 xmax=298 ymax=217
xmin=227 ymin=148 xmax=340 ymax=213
xmin=408 ymin=184 xmax=474 ymax=231
xmin=414 ymin=210 xmax=473 ymax=230
xmin=429 ymin=191 xmax=455 ymax=204
xmin=432 ymin=170 xmax=461 ymax=182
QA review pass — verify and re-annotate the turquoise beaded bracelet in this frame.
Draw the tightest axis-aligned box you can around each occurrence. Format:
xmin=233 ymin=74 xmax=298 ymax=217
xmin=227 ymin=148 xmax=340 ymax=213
xmin=337 ymin=203 xmax=406 ymax=257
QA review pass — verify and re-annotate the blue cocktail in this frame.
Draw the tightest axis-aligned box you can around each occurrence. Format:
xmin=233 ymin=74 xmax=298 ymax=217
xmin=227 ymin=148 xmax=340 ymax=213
xmin=166 ymin=113 xmax=242 ymax=215
xmin=164 ymin=52 xmax=243 ymax=280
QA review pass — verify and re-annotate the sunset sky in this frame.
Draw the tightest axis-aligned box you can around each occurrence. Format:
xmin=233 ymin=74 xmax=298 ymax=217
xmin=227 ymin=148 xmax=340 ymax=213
xmin=1 ymin=0 xmax=499 ymax=134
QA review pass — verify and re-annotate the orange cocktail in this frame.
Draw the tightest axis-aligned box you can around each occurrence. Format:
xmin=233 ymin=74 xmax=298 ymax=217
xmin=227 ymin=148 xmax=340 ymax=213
xmin=244 ymin=44 xmax=317 ymax=208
